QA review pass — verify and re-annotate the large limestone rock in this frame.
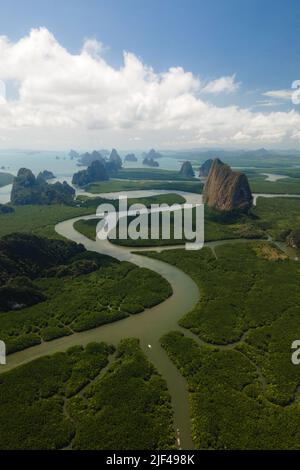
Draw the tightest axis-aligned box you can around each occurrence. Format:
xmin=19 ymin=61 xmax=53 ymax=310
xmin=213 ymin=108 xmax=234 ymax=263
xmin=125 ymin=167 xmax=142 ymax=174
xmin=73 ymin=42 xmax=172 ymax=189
xmin=11 ymin=168 xmax=75 ymax=205
xmin=109 ymin=148 xmax=122 ymax=170
xmin=203 ymin=159 xmax=253 ymax=212
xmin=179 ymin=161 xmax=195 ymax=178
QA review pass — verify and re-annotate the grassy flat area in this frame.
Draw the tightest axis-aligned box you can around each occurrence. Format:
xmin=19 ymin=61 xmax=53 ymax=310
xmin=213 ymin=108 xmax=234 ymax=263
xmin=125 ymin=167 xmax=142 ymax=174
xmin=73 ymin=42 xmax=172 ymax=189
xmin=85 ymin=179 xmax=202 ymax=194
xmin=77 ymin=192 xmax=186 ymax=208
xmin=74 ymin=218 xmax=100 ymax=241
xmin=250 ymin=177 xmax=300 ymax=194
xmin=144 ymin=242 xmax=300 ymax=449
xmin=0 ymin=172 xmax=14 ymax=188
xmin=245 ymin=167 xmax=300 ymax=179
xmin=243 ymin=167 xmax=300 ymax=194
xmin=115 ymin=168 xmax=196 ymax=181
xmin=0 ymin=205 xmax=94 ymax=239
xmin=0 ymin=339 xmax=174 ymax=450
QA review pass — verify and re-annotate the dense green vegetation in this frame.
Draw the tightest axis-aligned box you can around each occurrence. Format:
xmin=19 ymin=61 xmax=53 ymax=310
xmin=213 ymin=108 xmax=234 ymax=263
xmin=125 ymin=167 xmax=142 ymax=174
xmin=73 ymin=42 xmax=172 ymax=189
xmin=0 ymin=339 xmax=174 ymax=450
xmin=254 ymin=197 xmax=300 ymax=243
xmin=0 ymin=233 xmax=91 ymax=312
xmin=0 ymin=248 xmax=171 ymax=353
xmin=86 ymin=179 xmax=202 ymax=194
xmin=161 ymin=331 xmax=300 ymax=449
xmin=70 ymin=339 xmax=174 ymax=450
xmin=0 ymin=172 xmax=14 ymax=187
xmin=143 ymin=242 xmax=300 ymax=449
xmin=145 ymin=243 xmax=299 ymax=344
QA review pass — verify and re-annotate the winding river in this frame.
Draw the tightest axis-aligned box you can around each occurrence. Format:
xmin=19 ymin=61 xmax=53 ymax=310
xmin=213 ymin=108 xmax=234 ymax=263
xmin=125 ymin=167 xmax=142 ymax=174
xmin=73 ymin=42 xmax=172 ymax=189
xmin=0 ymin=188 xmax=299 ymax=450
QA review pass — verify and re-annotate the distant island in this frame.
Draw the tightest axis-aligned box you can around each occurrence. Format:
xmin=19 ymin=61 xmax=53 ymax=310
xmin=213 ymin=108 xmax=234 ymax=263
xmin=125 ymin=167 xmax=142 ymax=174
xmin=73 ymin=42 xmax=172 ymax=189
xmin=124 ymin=153 xmax=138 ymax=162
xmin=109 ymin=148 xmax=122 ymax=171
xmin=144 ymin=149 xmax=162 ymax=160
xmin=68 ymin=150 xmax=80 ymax=159
xmin=143 ymin=157 xmax=159 ymax=167
xmin=74 ymin=149 xmax=123 ymax=174
xmin=77 ymin=151 xmax=105 ymax=167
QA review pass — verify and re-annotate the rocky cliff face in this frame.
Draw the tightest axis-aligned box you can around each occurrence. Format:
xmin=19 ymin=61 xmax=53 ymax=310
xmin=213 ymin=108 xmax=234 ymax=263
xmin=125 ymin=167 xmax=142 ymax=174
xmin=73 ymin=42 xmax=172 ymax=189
xmin=179 ymin=161 xmax=195 ymax=178
xmin=203 ymin=159 xmax=253 ymax=212
xmin=199 ymin=159 xmax=213 ymax=177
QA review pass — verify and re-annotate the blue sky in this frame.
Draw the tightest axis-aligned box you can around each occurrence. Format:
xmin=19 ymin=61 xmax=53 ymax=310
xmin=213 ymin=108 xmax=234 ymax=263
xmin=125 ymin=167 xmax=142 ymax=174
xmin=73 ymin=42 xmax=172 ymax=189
xmin=0 ymin=0 xmax=298 ymax=93
xmin=0 ymin=0 xmax=299 ymax=149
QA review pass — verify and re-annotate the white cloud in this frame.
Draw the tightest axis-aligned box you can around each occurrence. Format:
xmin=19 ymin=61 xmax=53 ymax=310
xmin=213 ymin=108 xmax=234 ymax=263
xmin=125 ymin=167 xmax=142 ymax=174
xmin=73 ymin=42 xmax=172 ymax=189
xmin=263 ymin=89 xmax=293 ymax=100
xmin=0 ymin=28 xmax=299 ymax=149
xmin=201 ymin=74 xmax=240 ymax=94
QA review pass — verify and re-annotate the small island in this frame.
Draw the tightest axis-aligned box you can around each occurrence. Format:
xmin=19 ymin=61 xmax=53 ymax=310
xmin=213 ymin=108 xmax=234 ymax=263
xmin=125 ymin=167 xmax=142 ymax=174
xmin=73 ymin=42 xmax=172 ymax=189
xmin=144 ymin=149 xmax=162 ymax=160
xmin=69 ymin=149 xmax=80 ymax=159
xmin=124 ymin=153 xmax=138 ymax=162
xmin=143 ymin=157 xmax=159 ymax=167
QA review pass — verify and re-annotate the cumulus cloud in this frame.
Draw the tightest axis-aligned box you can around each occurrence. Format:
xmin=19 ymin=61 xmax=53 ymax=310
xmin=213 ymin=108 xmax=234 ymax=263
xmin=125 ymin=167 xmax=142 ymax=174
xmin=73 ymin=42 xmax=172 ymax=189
xmin=0 ymin=28 xmax=299 ymax=149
